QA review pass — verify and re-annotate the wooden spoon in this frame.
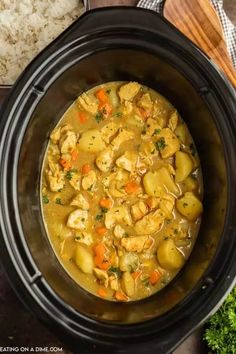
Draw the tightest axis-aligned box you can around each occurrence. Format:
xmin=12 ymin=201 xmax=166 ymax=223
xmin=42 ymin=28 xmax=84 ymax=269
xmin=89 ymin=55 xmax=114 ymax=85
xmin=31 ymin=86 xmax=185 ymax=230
xmin=163 ymin=0 xmax=236 ymax=87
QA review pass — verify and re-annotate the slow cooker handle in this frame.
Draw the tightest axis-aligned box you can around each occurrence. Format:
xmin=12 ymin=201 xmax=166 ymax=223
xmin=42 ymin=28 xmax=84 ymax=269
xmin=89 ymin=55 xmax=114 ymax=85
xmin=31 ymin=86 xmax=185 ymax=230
xmin=54 ymin=6 xmax=207 ymax=59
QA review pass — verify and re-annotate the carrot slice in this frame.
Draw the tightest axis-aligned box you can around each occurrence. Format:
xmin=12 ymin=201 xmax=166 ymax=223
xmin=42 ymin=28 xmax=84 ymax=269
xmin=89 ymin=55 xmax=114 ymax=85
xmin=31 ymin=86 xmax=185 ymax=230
xmin=115 ymin=291 xmax=128 ymax=302
xmin=59 ymin=159 xmax=72 ymax=171
xmin=139 ymin=107 xmax=150 ymax=121
xmin=94 ymin=243 xmax=111 ymax=270
xmin=78 ymin=112 xmax=88 ymax=123
xmin=99 ymin=197 xmax=113 ymax=209
xmin=94 ymin=256 xmax=110 ymax=270
xmin=71 ymin=150 xmax=78 ymax=162
xmin=97 ymin=287 xmax=108 ymax=298
xmin=95 ymin=226 xmax=107 ymax=236
xmin=81 ymin=163 xmax=91 ymax=175
xmin=95 ymin=88 xmax=108 ymax=103
xmin=124 ymin=181 xmax=139 ymax=194
xmin=99 ymin=102 xmax=112 ymax=117
xmin=149 ymin=270 xmax=161 ymax=285
xmin=132 ymin=270 xmax=142 ymax=280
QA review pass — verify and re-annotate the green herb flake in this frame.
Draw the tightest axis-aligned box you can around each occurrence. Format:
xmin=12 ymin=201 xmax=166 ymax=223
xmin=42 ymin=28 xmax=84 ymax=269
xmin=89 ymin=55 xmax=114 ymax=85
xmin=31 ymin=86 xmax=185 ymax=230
xmin=155 ymin=137 xmax=167 ymax=151
xmin=101 ymin=207 xmax=108 ymax=214
xmin=174 ymin=229 xmax=178 ymax=235
xmin=42 ymin=195 xmax=49 ymax=204
xmin=65 ymin=169 xmax=77 ymax=180
xmin=108 ymin=266 xmax=122 ymax=279
xmin=183 ymin=203 xmax=188 ymax=208
xmin=75 ymin=236 xmax=81 ymax=241
xmin=95 ymin=214 xmax=103 ymax=221
xmin=106 ymin=89 xmax=111 ymax=94
xmin=95 ymin=112 xmax=103 ymax=123
xmin=87 ymin=184 xmax=93 ymax=191
xmin=153 ymin=128 xmax=161 ymax=136
xmin=55 ymin=198 xmax=62 ymax=205
xmin=81 ymin=218 xmax=85 ymax=222
xmin=115 ymin=111 xmax=122 ymax=118
xmin=204 ymin=286 xmax=236 ymax=354
xmin=141 ymin=129 xmax=146 ymax=135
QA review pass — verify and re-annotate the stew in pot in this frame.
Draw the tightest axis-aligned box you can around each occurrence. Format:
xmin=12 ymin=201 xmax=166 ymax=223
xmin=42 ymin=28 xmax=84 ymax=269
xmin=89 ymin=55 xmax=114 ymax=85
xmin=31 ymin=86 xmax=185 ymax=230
xmin=41 ymin=81 xmax=203 ymax=301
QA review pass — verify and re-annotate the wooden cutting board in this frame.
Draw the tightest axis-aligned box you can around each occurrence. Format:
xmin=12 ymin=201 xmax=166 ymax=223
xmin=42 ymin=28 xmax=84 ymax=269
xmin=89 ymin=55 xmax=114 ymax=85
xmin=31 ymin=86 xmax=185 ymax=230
xmin=163 ymin=0 xmax=236 ymax=87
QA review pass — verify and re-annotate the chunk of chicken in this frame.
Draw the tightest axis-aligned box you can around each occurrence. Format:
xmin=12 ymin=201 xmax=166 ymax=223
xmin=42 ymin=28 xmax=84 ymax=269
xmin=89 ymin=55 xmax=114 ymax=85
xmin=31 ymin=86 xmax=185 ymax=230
xmin=109 ymin=276 xmax=119 ymax=291
xmin=122 ymin=101 xmax=133 ymax=115
xmin=69 ymin=172 xmax=81 ymax=191
xmin=67 ymin=209 xmax=88 ymax=230
xmin=159 ymin=194 xmax=175 ymax=218
xmin=118 ymin=82 xmax=141 ymax=102
xmin=96 ymin=148 xmax=114 ymax=172
xmin=131 ymin=201 xmax=148 ymax=221
xmin=59 ymin=130 xmax=77 ymax=154
xmin=114 ymin=225 xmax=126 ymax=239
xmin=70 ymin=193 xmax=89 ymax=210
xmin=146 ymin=118 xmax=162 ymax=137
xmin=110 ymin=128 xmax=134 ymax=151
xmin=47 ymin=158 xmax=65 ymax=192
xmin=146 ymin=196 xmax=160 ymax=210
xmin=119 ymin=252 xmax=139 ymax=271
xmin=121 ymin=236 xmax=153 ymax=253
xmin=50 ymin=126 xmax=61 ymax=144
xmin=134 ymin=209 xmax=165 ymax=235
xmin=77 ymin=93 xmax=98 ymax=115
xmin=75 ymin=232 xmax=93 ymax=246
xmin=101 ymin=122 xmax=120 ymax=144
xmin=108 ymin=170 xmax=129 ymax=198
xmin=116 ymin=151 xmax=138 ymax=172
xmin=47 ymin=170 xmax=65 ymax=192
xmin=82 ymin=170 xmax=96 ymax=191
xmin=156 ymin=128 xmax=180 ymax=159
xmin=105 ymin=206 xmax=132 ymax=229
xmin=168 ymin=110 xmax=179 ymax=131
xmin=137 ymin=93 xmax=153 ymax=110
xmin=93 ymin=268 xmax=109 ymax=287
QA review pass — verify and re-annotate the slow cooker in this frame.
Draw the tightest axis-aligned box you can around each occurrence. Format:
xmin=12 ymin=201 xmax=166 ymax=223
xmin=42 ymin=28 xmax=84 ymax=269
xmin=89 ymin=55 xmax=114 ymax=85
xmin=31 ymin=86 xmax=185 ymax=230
xmin=0 ymin=7 xmax=236 ymax=354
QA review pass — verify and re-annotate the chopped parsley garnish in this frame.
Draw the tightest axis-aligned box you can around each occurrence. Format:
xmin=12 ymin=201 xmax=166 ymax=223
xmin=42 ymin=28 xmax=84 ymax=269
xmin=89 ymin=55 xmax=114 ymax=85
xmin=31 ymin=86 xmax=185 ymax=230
xmin=87 ymin=184 xmax=93 ymax=191
xmin=65 ymin=168 xmax=78 ymax=180
xmin=81 ymin=218 xmax=85 ymax=222
xmin=155 ymin=138 xmax=167 ymax=151
xmin=115 ymin=111 xmax=122 ymax=118
xmin=95 ymin=214 xmax=103 ymax=221
xmin=42 ymin=195 xmax=49 ymax=204
xmin=153 ymin=128 xmax=161 ymax=136
xmin=75 ymin=236 xmax=81 ymax=241
xmin=101 ymin=207 xmax=108 ymax=214
xmin=108 ymin=266 xmax=122 ymax=278
xmin=141 ymin=129 xmax=146 ymax=135
xmin=95 ymin=112 xmax=103 ymax=123
xmin=106 ymin=89 xmax=111 ymax=94
xmin=174 ymin=229 xmax=178 ymax=235
xmin=55 ymin=198 xmax=62 ymax=205
xmin=183 ymin=203 xmax=188 ymax=208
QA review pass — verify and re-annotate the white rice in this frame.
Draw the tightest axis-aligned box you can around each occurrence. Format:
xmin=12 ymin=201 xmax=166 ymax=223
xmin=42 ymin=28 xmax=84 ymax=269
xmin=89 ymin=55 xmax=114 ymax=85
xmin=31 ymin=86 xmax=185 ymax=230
xmin=0 ymin=0 xmax=84 ymax=85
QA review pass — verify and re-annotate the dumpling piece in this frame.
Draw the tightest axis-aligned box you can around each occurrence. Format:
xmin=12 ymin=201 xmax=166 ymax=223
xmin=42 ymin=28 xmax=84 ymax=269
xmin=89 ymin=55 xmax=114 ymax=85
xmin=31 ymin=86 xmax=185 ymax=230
xmin=176 ymin=192 xmax=203 ymax=221
xmin=70 ymin=193 xmax=89 ymax=210
xmin=157 ymin=239 xmax=184 ymax=270
xmin=116 ymin=151 xmax=138 ymax=172
xmin=143 ymin=167 xmax=179 ymax=197
xmin=78 ymin=129 xmax=106 ymax=152
xmin=75 ymin=244 xmax=94 ymax=274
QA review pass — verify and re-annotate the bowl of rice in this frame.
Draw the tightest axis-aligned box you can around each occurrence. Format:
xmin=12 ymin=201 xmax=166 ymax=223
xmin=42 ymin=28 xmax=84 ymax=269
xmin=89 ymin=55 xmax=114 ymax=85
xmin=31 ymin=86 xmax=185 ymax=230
xmin=0 ymin=0 xmax=84 ymax=86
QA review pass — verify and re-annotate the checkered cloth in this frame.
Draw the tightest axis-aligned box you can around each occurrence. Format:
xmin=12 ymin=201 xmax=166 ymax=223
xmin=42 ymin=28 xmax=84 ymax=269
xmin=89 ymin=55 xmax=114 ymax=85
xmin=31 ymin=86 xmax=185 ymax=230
xmin=138 ymin=0 xmax=236 ymax=67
